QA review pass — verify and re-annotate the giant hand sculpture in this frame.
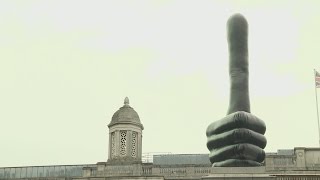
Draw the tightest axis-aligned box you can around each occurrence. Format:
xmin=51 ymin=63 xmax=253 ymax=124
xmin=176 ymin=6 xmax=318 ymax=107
xmin=206 ymin=14 xmax=267 ymax=167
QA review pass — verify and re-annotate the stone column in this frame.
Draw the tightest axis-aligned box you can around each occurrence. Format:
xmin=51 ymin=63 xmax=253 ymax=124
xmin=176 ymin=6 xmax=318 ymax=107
xmin=127 ymin=130 xmax=132 ymax=158
xmin=114 ymin=130 xmax=120 ymax=157
xmin=295 ymin=147 xmax=306 ymax=168
xmin=108 ymin=131 xmax=111 ymax=159
xmin=138 ymin=132 xmax=142 ymax=160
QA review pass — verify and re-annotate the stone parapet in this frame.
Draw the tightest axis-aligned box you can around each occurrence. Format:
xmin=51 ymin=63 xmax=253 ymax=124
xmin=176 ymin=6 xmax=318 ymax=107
xmin=202 ymin=167 xmax=275 ymax=180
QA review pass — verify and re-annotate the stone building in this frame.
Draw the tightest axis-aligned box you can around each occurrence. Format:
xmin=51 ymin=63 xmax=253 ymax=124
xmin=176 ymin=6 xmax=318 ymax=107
xmin=1 ymin=98 xmax=320 ymax=180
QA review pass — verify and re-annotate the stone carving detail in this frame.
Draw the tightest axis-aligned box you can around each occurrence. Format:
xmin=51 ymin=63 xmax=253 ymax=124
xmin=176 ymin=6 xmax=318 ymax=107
xmin=131 ymin=131 xmax=137 ymax=157
xmin=111 ymin=132 xmax=115 ymax=157
xmin=120 ymin=131 xmax=127 ymax=156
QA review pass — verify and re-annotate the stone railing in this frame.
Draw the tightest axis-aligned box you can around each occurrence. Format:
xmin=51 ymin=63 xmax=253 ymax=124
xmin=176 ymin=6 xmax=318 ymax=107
xmin=142 ymin=164 xmax=152 ymax=175
xmin=276 ymin=175 xmax=320 ymax=180
xmin=0 ymin=164 xmax=95 ymax=179
xmin=265 ymin=155 xmax=296 ymax=169
xmin=149 ymin=164 xmax=212 ymax=178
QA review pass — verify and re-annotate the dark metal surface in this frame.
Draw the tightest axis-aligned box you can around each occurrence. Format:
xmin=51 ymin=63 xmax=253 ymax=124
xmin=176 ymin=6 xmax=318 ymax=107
xmin=206 ymin=14 xmax=267 ymax=167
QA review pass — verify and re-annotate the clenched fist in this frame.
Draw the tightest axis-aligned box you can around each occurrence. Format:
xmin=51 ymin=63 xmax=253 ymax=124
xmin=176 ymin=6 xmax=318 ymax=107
xmin=206 ymin=14 xmax=267 ymax=167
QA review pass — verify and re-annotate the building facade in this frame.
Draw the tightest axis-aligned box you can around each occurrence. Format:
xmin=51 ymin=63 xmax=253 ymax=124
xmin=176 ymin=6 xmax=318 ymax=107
xmin=1 ymin=98 xmax=320 ymax=180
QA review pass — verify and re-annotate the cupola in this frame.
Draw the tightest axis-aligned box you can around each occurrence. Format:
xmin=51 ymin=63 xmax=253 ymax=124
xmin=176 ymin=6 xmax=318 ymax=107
xmin=107 ymin=97 xmax=144 ymax=163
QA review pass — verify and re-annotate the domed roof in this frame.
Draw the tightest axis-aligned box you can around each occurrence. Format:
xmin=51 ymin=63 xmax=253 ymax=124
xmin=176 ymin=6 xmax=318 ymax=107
xmin=108 ymin=97 xmax=144 ymax=129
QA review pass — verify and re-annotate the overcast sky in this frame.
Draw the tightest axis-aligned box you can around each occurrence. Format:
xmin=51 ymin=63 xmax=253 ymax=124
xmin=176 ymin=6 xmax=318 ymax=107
xmin=1 ymin=0 xmax=320 ymax=167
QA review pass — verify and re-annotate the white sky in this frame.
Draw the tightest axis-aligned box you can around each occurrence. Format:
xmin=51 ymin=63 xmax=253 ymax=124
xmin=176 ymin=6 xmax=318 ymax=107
xmin=1 ymin=0 xmax=320 ymax=167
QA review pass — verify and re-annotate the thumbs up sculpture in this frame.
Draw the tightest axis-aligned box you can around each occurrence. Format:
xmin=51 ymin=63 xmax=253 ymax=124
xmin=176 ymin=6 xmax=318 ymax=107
xmin=206 ymin=14 xmax=267 ymax=167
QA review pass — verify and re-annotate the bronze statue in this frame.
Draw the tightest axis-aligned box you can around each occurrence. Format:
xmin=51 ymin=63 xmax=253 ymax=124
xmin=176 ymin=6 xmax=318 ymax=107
xmin=206 ymin=14 xmax=267 ymax=167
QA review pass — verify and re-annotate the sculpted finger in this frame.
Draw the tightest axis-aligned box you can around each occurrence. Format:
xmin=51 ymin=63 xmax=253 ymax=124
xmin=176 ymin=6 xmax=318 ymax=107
xmin=213 ymin=159 xmax=262 ymax=167
xmin=227 ymin=14 xmax=250 ymax=114
xmin=206 ymin=111 xmax=266 ymax=136
xmin=207 ymin=128 xmax=267 ymax=150
xmin=209 ymin=143 xmax=265 ymax=164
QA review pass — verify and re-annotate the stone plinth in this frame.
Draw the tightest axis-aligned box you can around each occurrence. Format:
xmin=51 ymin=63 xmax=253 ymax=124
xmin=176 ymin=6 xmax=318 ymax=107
xmin=202 ymin=167 xmax=276 ymax=180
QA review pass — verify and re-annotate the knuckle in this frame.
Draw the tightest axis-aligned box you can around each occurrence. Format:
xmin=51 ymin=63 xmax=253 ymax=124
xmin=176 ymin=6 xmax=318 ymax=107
xmin=233 ymin=111 xmax=248 ymax=127
xmin=206 ymin=124 xmax=213 ymax=137
xmin=206 ymin=137 xmax=214 ymax=150
xmin=209 ymin=150 xmax=218 ymax=163
xmin=206 ymin=127 xmax=210 ymax=137
xmin=206 ymin=121 xmax=219 ymax=136
xmin=233 ymin=128 xmax=251 ymax=142
xmin=206 ymin=140 xmax=210 ymax=149
xmin=206 ymin=123 xmax=214 ymax=136
xmin=234 ymin=144 xmax=247 ymax=157
xmin=233 ymin=129 xmax=241 ymax=141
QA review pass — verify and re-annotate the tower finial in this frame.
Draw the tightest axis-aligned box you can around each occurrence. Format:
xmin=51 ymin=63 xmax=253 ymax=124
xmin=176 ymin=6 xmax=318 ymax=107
xmin=124 ymin=97 xmax=129 ymax=105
